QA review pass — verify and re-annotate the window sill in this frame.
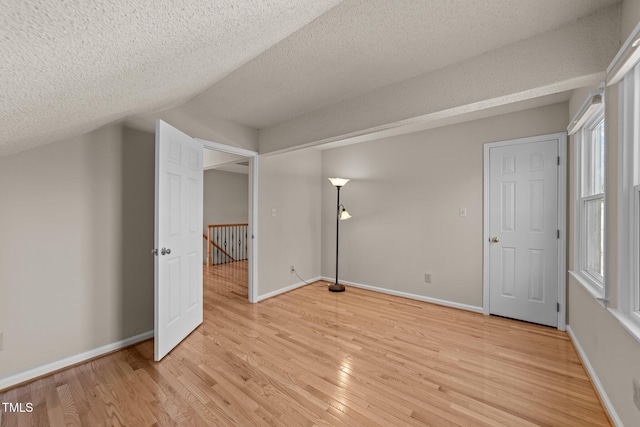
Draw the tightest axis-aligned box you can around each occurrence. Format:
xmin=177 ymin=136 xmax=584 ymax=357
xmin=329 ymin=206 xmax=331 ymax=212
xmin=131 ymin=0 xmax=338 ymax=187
xmin=608 ymin=309 xmax=640 ymax=345
xmin=569 ymin=270 xmax=607 ymax=308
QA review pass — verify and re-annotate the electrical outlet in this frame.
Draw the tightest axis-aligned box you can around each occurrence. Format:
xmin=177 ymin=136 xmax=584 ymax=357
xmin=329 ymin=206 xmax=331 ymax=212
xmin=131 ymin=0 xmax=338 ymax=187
xmin=424 ymin=273 xmax=432 ymax=284
xmin=634 ymin=379 xmax=640 ymax=411
xmin=290 ymin=265 xmax=295 ymax=273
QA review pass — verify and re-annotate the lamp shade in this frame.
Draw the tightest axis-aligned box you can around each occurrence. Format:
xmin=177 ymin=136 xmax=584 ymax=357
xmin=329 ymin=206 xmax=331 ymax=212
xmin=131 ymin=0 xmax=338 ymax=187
xmin=328 ymin=177 xmax=350 ymax=187
xmin=339 ymin=209 xmax=352 ymax=220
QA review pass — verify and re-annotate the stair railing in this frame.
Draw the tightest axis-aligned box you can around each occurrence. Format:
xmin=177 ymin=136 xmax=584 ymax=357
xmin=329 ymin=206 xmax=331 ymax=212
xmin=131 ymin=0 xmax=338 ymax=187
xmin=205 ymin=223 xmax=249 ymax=265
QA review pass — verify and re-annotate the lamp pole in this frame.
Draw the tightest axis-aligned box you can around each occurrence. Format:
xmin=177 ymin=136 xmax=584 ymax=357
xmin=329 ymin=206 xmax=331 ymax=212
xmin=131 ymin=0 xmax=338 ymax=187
xmin=328 ymin=178 xmax=349 ymax=292
xmin=330 ymin=184 xmax=346 ymax=292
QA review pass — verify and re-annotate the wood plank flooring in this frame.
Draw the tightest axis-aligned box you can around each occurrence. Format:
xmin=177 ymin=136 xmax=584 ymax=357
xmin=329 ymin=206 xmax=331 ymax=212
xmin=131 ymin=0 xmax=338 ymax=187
xmin=0 ymin=261 xmax=611 ymax=426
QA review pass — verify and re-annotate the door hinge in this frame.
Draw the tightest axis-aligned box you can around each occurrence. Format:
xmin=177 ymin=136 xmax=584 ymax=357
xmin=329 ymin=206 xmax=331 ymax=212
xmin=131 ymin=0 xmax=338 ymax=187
xmin=557 ymin=156 xmax=560 ymax=165
xmin=557 ymin=302 xmax=560 ymax=312
xmin=557 ymin=229 xmax=560 ymax=239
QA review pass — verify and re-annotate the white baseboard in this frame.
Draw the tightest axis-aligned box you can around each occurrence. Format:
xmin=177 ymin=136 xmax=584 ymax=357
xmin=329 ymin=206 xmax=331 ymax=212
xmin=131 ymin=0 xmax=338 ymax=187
xmin=566 ymin=325 xmax=622 ymax=426
xmin=256 ymin=277 xmax=321 ymax=302
xmin=321 ymin=277 xmax=483 ymax=313
xmin=0 ymin=330 xmax=153 ymax=392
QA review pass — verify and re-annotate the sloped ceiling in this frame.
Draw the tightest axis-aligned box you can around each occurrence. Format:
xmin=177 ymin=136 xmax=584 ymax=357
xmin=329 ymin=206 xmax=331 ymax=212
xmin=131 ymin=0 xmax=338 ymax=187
xmin=190 ymin=0 xmax=620 ymax=129
xmin=0 ymin=0 xmax=341 ymax=156
xmin=0 ymin=0 xmax=622 ymax=156
xmin=258 ymin=3 xmax=621 ymax=153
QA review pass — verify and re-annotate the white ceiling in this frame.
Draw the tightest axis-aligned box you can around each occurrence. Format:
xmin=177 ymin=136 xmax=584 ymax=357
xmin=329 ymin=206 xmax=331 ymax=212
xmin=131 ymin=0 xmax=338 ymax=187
xmin=0 ymin=0 xmax=340 ymax=156
xmin=189 ymin=0 xmax=620 ymax=129
xmin=0 ymin=0 xmax=622 ymax=156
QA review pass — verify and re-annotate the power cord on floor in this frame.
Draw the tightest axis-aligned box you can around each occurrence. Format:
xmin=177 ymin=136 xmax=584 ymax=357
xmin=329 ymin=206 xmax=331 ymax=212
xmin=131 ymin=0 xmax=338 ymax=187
xmin=292 ymin=268 xmax=326 ymax=287
xmin=293 ymin=268 xmax=310 ymax=284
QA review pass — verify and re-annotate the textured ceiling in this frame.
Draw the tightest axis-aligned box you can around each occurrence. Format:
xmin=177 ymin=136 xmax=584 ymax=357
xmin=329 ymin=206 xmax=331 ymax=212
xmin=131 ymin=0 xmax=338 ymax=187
xmin=189 ymin=0 xmax=620 ymax=129
xmin=0 ymin=0 xmax=340 ymax=155
xmin=0 ymin=0 xmax=621 ymax=156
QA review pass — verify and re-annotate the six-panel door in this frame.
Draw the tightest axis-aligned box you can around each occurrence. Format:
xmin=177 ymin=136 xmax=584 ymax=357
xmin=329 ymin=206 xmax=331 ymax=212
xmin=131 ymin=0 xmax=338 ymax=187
xmin=488 ymin=139 xmax=559 ymax=327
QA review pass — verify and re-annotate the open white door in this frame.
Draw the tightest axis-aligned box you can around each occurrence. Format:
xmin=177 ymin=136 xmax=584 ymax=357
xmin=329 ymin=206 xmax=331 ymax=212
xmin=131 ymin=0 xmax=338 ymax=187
xmin=154 ymin=120 xmax=203 ymax=361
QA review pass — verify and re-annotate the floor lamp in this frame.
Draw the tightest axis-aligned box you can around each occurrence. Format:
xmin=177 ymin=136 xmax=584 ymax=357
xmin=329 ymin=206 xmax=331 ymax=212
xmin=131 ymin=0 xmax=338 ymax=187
xmin=328 ymin=178 xmax=351 ymax=292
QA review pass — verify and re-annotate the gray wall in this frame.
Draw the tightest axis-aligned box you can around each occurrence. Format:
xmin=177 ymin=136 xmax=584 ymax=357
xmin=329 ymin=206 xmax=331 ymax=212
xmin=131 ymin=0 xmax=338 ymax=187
xmin=203 ymin=169 xmax=249 ymax=262
xmin=127 ymin=102 xmax=259 ymax=152
xmin=321 ymin=103 xmax=568 ymax=307
xmin=565 ymin=4 xmax=640 ymax=423
xmin=0 ymin=125 xmax=154 ymax=379
xmin=203 ymin=169 xmax=249 ymax=227
xmin=258 ymin=149 xmax=322 ymax=297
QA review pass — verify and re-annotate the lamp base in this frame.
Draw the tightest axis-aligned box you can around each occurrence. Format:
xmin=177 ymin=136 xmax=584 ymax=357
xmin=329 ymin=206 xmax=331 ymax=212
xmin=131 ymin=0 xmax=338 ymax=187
xmin=328 ymin=283 xmax=345 ymax=292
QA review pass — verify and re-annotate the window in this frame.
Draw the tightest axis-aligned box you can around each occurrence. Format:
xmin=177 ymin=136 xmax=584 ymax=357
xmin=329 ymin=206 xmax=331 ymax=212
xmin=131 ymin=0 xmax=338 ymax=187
xmin=635 ymin=184 xmax=640 ymax=315
xmin=572 ymin=101 xmax=606 ymax=296
xmin=582 ymin=117 xmax=605 ymax=282
xmin=617 ymin=60 xmax=640 ymax=328
xmin=607 ymin=21 xmax=640 ymax=338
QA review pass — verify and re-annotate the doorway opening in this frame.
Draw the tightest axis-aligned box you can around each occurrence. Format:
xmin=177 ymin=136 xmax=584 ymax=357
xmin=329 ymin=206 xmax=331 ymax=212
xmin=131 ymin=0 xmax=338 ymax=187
xmin=201 ymin=141 xmax=258 ymax=304
xmin=203 ymin=148 xmax=251 ymax=301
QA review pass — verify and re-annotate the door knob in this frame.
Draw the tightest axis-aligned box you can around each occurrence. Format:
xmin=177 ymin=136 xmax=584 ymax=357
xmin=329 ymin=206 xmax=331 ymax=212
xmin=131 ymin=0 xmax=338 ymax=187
xmin=161 ymin=247 xmax=171 ymax=255
xmin=491 ymin=237 xmax=500 ymax=243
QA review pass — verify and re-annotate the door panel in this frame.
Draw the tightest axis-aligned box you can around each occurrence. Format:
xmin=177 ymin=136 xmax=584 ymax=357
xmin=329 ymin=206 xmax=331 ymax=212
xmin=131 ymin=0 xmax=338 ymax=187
xmin=488 ymin=138 xmax=558 ymax=327
xmin=155 ymin=120 xmax=203 ymax=361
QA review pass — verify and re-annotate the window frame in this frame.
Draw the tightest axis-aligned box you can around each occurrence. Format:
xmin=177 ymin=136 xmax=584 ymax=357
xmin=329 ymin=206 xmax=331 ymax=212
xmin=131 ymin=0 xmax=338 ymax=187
xmin=573 ymin=104 xmax=607 ymax=300
xmin=615 ymin=61 xmax=640 ymax=337
xmin=634 ymin=184 xmax=640 ymax=316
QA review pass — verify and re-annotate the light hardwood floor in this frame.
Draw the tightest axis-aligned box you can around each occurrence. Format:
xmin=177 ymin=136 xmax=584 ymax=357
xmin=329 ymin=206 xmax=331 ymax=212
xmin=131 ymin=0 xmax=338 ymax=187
xmin=1 ymin=261 xmax=611 ymax=426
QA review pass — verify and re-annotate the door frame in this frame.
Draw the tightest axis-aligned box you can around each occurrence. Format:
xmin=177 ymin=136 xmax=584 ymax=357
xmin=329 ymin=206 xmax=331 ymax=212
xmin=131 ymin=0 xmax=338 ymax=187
xmin=198 ymin=139 xmax=259 ymax=303
xmin=482 ymin=132 xmax=567 ymax=330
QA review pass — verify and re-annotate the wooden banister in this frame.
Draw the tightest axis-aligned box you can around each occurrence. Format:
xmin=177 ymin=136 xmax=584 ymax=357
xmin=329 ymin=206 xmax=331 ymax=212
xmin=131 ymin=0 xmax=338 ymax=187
xmin=205 ymin=224 xmax=248 ymax=265
xmin=203 ymin=233 xmax=236 ymax=264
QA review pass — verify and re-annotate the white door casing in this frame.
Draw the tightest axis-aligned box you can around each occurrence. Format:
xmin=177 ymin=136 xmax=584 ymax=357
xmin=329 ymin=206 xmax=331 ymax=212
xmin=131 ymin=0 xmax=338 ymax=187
xmin=483 ymin=133 xmax=567 ymax=328
xmin=154 ymin=120 xmax=203 ymax=361
xmin=197 ymin=139 xmax=259 ymax=304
